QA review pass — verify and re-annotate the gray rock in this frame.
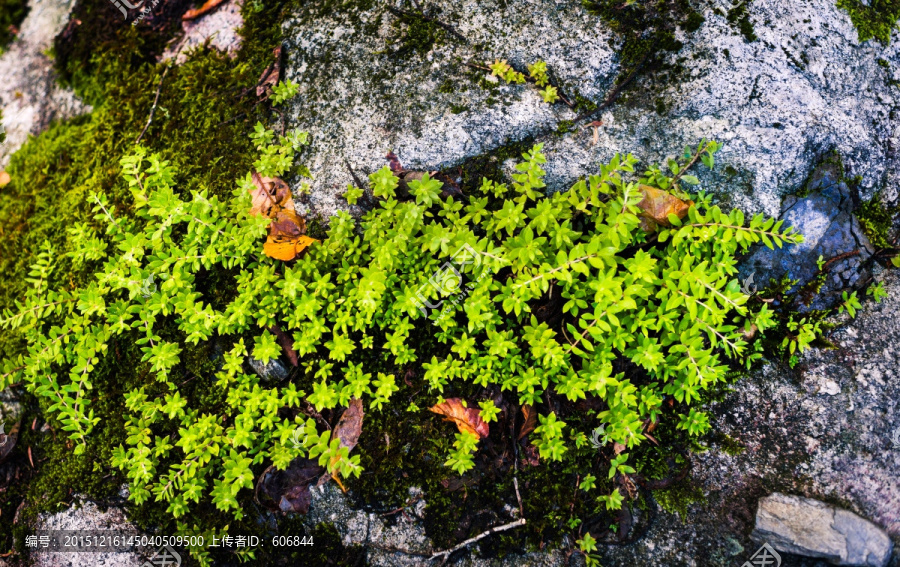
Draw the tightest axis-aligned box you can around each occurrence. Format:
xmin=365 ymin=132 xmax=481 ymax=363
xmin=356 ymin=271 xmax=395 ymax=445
xmin=739 ymin=162 xmax=875 ymax=309
xmin=0 ymin=388 xmax=21 ymax=423
xmin=590 ymin=269 xmax=900 ymax=566
xmin=161 ymin=0 xmax=243 ymax=65
xmin=247 ymin=356 xmax=291 ymax=382
xmin=0 ymin=0 xmax=90 ymax=168
xmin=752 ymin=492 xmax=893 ymax=566
xmin=280 ymin=0 xmax=619 ymax=222
xmin=33 ymin=496 xmax=144 ymax=567
xmin=281 ymin=0 xmax=900 ymax=225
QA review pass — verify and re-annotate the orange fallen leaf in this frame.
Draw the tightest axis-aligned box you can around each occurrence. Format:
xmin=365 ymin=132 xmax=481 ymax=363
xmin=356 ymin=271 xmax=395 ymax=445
xmin=183 ymin=0 xmax=227 ymax=20
xmin=248 ymin=171 xmax=318 ymax=261
xmin=635 ymin=184 xmax=693 ymax=232
xmin=263 ymin=235 xmax=317 ymax=261
xmin=0 ymin=171 xmax=10 ymax=188
xmin=429 ymin=398 xmax=489 ymax=439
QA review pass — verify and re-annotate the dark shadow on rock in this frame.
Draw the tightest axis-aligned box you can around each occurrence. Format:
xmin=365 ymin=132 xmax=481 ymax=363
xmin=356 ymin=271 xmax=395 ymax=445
xmin=739 ymin=163 xmax=874 ymax=310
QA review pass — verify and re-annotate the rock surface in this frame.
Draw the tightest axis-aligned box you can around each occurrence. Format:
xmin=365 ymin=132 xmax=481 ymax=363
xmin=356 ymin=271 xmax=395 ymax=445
xmin=588 ymin=267 xmax=900 ymax=566
xmin=304 ymin=483 xmax=577 ymax=566
xmin=281 ymin=0 xmax=900 ymax=224
xmin=752 ymin=492 xmax=893 ymax=566
xmin=248 ymin=355 xmax=291 ymax=382
xmin=0 ymin=0 xmax=89 ymax=168
xmin=32 ymin=496 xmax=144 ymax=567
xmin=739 ymin=162 xmax=875 ymax=309
xmin=161 ymin=0 xmax=244 ymax=64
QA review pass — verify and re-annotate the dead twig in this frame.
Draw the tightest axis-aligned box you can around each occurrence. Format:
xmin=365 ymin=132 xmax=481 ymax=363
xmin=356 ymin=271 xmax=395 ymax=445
xmin=135 ymin=66 xmax=171 ymax=145
xmin=430 ymin=518 xmax=527 ymax=565
xmin=822 ymin=249 xmax=861 ymax=271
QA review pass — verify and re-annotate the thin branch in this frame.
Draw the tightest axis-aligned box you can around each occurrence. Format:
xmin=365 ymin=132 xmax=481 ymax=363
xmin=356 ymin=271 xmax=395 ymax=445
xmin=430 ymin=519 xmax=527 ymax=563
xmin=669 ymin=142 xmax=711 ymax=187
xmin=135 ymin=66 xmax=171 ymax=145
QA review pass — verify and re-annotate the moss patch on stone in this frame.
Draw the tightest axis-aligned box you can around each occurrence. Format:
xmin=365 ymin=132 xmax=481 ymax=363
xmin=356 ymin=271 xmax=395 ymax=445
xmin=837 ymin=0 xmax=900 ymax=45
xmin=857 ymin=193 xmax=899 ymax=250
xmin=726 ymin=1 xmax=758 ymax=43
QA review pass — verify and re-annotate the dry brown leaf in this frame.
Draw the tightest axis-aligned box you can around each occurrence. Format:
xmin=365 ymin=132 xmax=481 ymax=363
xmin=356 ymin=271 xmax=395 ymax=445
xmin=635 ymin=185 xmax=693 ymax=232
xmin=385 ymin=151 xmax=403 ymax=173
xmin=521 ymin=442 xmax=540 ymax=467
xmin=429 ymin=398 xmax=489 ymax=439
xmin=249 ymin=173 xmax=293 ymax=217
xmin=257 ymin=460 xmax=323 ymax=514
xmin=256 ymin=46 xmax=283 ymax=98
xmin=0 ymin=172 xmax=10 ymax=188
xmin=517 ymin=404 xmax=537 ymax=441
xmin=333 ymin=398 xmax=364 ymax=452
xmin=248 ymin=172 xmax=318 ymax=261
xmin=183 ymin=0 xmax=228 ymax=20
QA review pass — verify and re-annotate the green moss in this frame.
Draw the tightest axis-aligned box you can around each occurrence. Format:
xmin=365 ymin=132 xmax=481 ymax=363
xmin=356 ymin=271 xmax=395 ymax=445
xmin=582 ymin=0 xmax=705 ymax=101
xmin=858 ymin=194 xmax=898 ymax=250
xmin=0 ymin=0 xmax=28 ymax=51
xmin=0 ymin=0 xmax=310 ymax=558
xmin=727 ymin=1 xmax=758 ymax=43
xmin=653 ymin=480 xmax=706 ymax=521
xmin=654 ymin=98 xmax=667 ymax=115
xmin=837 ymin=0 xmax=900 ymax=44
xmin=683 ymin=11 xmax=706 ymax=33
xmin=556 ymin=119 xmax=575 ymax=135
xmin=385 ymin=7 xmax=447 ymax=58
xmin=450 ymin=103 xmax=470 ymax=114
xmin=710 ymin=432 xmax=746 ymax=456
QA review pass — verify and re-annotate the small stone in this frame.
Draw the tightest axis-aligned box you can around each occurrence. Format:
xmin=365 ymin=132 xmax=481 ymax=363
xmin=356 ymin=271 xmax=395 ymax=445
xmin=248 ymin=356 xmax=290 ymax=383
xmin=751 ymin=493 xmax=893 ymax=567
xmin=820 ymin=379 xmax=841 ymax=396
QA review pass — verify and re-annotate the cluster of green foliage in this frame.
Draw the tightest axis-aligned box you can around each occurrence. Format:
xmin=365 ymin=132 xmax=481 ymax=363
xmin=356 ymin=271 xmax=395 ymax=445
xmin=0 ymin=118 xmax=805 ymax=537
xmin=489 ymin=59 xmax=560 ymax=104
xmin=837 ymin=0 xmax=900 ymax=44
